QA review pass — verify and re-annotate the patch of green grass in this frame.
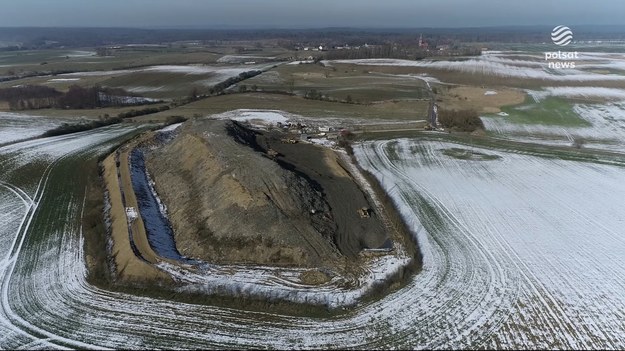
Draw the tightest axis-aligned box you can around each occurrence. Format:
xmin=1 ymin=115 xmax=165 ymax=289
xmin=496 ymin=96 xmax=591 ymax=127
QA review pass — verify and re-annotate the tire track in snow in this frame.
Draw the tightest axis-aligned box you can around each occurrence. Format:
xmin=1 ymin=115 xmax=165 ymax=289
xmin=367 ymin=140 xmax=517 ymax=347
xmin=2 ymin=129 xmax=625 ymax=348
xmin=0 ymin=128 xmax=516 ymax=349
xmin=368 ymin=138 xmax=625 ymax=349
xmin=0 ymin=126 xmax=146 ymax=349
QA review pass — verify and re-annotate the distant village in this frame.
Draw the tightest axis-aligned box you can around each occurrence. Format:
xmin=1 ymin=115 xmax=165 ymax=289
xmin=295 ymin=34 xmax=452 ymax=53
xmin=292 ymin=34 xmax=482 ymax=61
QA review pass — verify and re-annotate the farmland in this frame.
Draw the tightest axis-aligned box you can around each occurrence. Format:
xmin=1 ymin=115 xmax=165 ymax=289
xmin=0 ymin=112 xmax=73 ymax=145
xmin=2 ymin=120 xmax=625 ymax=348
xmin=1 ymin=37 xmax=625 ymax=349
xmin=354 ymin=138 xmax=625 ymax=349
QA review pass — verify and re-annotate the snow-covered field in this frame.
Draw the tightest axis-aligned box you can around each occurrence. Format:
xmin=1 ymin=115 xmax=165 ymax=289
xmin=526 ymin=87 xmax=625 ymax=101
xmin=354 ymin=139 xmax=625 ymax=349
xmin=217 ymin=55 xmax=276 ymax=63
xmin=0 ymin=184 xmax=28 ymax=261
xmin=63 ymin=50 xmax=96 ymax=58
xmin=331 ymin=51 xmax=625 ymax=81
xmin=208 ymin=108 xmax=416 ymax=131
xmin=484 ymin=101 xmax=625 ymax=144
xmin=0 ymin=113 xmax=72 ymax=145
xmin=143 ymin=65 xmax=261 ymax=75
xmin=2 ymin=45 xmax=625 ymax=347
xmin=330 ymin=50 xmax=625 ymax=152
xmin=59 ymin=63 xmax=275 ymax=87
xmin=2 ymin=115 xmax=625 ymax=348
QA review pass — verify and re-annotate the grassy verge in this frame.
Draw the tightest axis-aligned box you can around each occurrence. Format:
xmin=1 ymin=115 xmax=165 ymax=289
xmin=83 ymin=156 xmax=114 ymax=286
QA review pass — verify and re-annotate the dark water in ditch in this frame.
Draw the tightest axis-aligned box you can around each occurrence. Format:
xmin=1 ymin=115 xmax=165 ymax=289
xmin=129 ymin=148 xmax=191 ymax=262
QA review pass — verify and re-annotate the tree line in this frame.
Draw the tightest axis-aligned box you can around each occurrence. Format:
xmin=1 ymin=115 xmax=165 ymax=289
xmin=0 ymin=85 xmax=62 ymax=109
xmin=438 ymin=109 xmax=484 ymax=132
xmin=41 ymin=106 xmax=178 ymax=138
xmin=41 ymin=117 xmax=124 ymax=137
xmin=0 ymin=84 xmax=157 ymax=110
xmin=323 ymin=44 xmax=482 ymax=61
xmin=207 ymin=70 xmax=263 ymax=95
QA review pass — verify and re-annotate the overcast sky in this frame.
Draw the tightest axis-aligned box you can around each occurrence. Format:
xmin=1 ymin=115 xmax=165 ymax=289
xmin=0 ymin=0 xmax=623 ymax=28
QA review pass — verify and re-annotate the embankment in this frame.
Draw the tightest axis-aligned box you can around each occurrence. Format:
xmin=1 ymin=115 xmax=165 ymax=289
xmin=101 ymin=138 xmax=170 ymax=283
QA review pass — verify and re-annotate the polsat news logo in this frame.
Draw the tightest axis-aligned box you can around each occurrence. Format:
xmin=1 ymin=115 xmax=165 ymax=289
xmin=545 ymin=25 xmax=577 ymax=69
xmin=551 ymin=25 xmax=573 ymax=46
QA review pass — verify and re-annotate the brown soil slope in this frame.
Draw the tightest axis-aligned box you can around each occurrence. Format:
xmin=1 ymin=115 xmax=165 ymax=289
xmin=146 ymin=119 xmax=388 ymax=268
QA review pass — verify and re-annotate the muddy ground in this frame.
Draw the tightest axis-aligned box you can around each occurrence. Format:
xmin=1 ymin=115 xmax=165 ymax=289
xmin=256 ymin=131 xmax=389 ymax=256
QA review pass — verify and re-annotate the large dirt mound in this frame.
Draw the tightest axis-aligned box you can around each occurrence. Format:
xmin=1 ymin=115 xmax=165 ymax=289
xmin=146 ymin=119 xmax=387 ymax=268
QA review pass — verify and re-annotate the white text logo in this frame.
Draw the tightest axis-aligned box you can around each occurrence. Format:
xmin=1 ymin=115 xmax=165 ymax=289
xmin=546 ymin=26 xmax=576 ymax=69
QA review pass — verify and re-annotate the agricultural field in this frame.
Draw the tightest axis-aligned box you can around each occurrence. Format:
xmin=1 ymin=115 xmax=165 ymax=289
xmin=0 ymin=47 xmax=230 ymax=76
xmin=143 ymin=92 xmax=429 ymax=121
xmin=244 ymin=62 xmax=433 ymax=103
xmin=482 ymin=89 xmax=625 ymax=151
xmin=1 ymin=42 xmax=625 ymax=349
xmin=354 ymin=138 xmax=625 ymax=349
xmin=331 ymin=50 xmax=625 ymax=150
xmin=0 ymin=62 xmax=277 ymax=101
xmin=0 ymin=112 xmax=74 ymax=144
xmin=331 ymin=51 xmax=625 ymax=88
xmin=2 ymin=117 xmax=625 ymax=349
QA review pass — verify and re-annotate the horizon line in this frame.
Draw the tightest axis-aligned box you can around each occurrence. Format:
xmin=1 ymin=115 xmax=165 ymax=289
xmin=1 ymin=24 xmax=625 ymax=31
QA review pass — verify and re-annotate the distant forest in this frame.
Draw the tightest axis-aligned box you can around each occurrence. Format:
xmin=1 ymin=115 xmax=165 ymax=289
xmin=1 ymin=26 xmax=625 ymax=50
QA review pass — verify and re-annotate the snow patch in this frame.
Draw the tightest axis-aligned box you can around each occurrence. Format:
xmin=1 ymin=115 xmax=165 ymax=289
xmin=48 ymin=78 xmax=80 ymax=82
xmin=160 ymin=123 xmax=183 ymax=133
xmin=211 ymin=109 xmax=289 ymax=127
xmin=288 ymin=60 xmax=315 ymax=65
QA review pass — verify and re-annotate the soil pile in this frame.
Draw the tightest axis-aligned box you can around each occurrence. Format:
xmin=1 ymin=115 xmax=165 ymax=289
xmin=146 ymin=119 xmax=387 ymax=268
